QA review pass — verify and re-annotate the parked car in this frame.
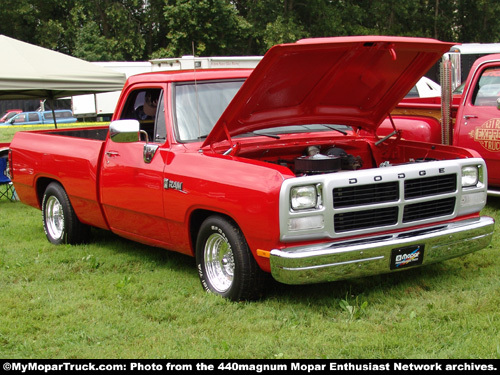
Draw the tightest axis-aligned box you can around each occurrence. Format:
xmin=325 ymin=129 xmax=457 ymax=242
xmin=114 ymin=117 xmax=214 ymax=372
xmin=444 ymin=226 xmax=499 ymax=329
xmin=0 ymin=109 xmax=22 ymax=123
xmin=3 ymin=110 xmax=77 ymax=125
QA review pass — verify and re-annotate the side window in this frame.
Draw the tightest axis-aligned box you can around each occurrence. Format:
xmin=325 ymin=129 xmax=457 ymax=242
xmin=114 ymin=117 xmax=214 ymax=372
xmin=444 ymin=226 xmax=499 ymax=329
xmin=28 ymin=113 xmax=39 ymax=122
xmin=472 ymin=67 xmax=500 ymax=106
xmin=120 ymin=88 xmax=165 ymax=143
xmin=13 ymin=114 xmax=26 ymax=123
xmin=154 ymin=91 xmax=166 ymax=143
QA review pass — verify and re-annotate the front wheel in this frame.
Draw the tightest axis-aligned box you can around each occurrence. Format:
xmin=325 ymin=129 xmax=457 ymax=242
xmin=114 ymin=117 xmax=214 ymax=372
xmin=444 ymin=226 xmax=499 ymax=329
xmin=42 ymin=182 xmax=90 ymax=245
xmin=196 ymin=215 xmax=267 ymax=301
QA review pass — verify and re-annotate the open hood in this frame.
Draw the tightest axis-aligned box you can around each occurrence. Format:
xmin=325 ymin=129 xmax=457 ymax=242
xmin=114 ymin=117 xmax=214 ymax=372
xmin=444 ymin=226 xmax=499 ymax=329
xmin=202 ymin=36 xmax=454 ymax=147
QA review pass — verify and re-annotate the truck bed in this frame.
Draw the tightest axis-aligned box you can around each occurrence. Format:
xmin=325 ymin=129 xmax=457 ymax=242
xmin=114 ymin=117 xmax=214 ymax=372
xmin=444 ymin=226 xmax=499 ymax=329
xmin=45 ymin=126 xmax=109 ymax=140
xmin=9 ymin=126 xmax=110 ymax=229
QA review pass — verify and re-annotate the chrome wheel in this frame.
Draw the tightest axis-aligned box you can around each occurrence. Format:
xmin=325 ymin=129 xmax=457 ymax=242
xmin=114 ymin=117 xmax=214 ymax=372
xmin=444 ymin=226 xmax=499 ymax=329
xmin=203 ymin=232 xmax=235 ymax=293
xmin=44 ymin=195 xmax=65 ymax=241
xmin=42 ymin=182 xmax=90 ymax=245
xmin=196 ymin=215 xmax=267 ymax=300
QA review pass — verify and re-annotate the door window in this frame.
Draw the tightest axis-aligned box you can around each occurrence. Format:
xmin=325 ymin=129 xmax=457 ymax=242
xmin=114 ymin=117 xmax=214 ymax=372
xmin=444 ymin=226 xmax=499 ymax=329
xmin=472 ymin=67 xmax=500 ymax=106
xmin=120 ymin=88 xmax=165 ymax=143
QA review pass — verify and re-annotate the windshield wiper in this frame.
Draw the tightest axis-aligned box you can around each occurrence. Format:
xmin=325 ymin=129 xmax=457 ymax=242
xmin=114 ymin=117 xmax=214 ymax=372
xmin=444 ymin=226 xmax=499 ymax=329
xmin=321 ymin=124 xmax=348 ymax=135
xmin=252 ymin=131 xmax=281 ymax=139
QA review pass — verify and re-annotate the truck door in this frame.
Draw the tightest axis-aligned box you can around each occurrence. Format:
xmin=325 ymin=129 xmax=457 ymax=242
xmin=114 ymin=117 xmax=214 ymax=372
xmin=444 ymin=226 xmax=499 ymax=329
xmin=455 ymin=63 xmax=500 ymax=188
xmin=100 ymin=87 xmax=172 ymax=246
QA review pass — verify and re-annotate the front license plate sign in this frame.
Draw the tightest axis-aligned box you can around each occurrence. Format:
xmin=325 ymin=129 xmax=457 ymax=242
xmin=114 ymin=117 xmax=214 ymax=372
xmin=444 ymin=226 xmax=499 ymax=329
xmin=390 ymin=244 xmax=424 ymax=270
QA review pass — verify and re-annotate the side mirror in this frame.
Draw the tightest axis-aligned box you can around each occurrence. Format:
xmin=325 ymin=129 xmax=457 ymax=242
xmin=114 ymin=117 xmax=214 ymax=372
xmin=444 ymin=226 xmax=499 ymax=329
xmin=109 ymin=119 xmax=158 ymax=163
xmin=109 ymin=120 xmax=140 ymax=143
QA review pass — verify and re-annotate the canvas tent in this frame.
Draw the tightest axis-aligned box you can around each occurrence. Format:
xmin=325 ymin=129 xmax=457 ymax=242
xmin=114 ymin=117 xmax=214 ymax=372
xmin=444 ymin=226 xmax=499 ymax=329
xmin=0 ymin=35 xmax=126 ymax=127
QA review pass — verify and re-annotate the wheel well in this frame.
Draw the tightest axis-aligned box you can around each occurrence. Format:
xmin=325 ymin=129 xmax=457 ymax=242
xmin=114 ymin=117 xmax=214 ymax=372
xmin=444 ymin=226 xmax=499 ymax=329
xmin=36 ymin=178 xmax=59 ymax=208
xmin=189 ymin=209 xmax=238 ymax=251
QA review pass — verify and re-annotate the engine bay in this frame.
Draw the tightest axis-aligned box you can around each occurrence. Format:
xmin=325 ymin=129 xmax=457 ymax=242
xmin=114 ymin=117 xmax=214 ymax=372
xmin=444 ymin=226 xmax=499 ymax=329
xmin=294 ymin=146 xmax=363 ymax=175
xmin=234 ymin=135 xmax=476 ymax=177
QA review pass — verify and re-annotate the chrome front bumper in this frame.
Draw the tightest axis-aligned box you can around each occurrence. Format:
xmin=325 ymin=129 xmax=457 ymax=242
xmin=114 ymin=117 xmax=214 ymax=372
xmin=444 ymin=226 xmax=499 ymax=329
xmin=269 ymin=216 xmax=494 ymax=285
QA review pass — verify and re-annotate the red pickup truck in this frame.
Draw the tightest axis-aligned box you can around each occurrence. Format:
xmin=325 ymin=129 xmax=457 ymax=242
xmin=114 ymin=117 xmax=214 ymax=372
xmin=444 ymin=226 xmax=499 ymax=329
xmin=386 ymin=53 xmax=500 ymax=194
xmin=8 ymin=36 xmax=494 ymax=300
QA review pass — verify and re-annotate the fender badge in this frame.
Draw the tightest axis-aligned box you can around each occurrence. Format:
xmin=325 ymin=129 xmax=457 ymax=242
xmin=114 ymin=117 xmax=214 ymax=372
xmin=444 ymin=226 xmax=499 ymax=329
xmin=164 ymin=178 xmax=184 ymax=192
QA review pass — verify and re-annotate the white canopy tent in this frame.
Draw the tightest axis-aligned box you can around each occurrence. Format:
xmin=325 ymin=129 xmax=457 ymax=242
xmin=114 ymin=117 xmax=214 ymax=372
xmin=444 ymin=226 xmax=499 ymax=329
xmin=0 ymin=35 xmax=126 ymax=127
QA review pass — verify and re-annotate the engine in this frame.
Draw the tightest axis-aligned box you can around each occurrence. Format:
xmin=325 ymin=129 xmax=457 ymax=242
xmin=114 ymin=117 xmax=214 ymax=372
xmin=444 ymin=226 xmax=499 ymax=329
xmin=295 ymin=146 xmax=362 ymax=175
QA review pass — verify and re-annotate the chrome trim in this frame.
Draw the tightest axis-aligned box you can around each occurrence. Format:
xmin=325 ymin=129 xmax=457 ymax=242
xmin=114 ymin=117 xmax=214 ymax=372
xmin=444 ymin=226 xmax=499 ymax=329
xmin=279 ymin=158 xmax=488 ymax=241
xmin=487 ymin=189 xmax=500 ymax=197
xmin=143 ymin=143 xmax=159 ymax=164
xmin=109 ymin=119 xmax=140 ymax=143
xmin=270 ymin=216 xmax=494 ymax=285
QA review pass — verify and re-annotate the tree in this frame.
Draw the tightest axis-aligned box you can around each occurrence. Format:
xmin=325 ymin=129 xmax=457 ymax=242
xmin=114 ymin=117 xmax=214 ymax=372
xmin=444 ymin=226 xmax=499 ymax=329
xmin=3 ymin=0 xmax=500 ymax=61
xmin=70 ymin=0 xmax=145 ymax=61
xmin=455 ymin=0 xmax=500 ymax=43
xmin=153 ymin=0 xmax=252 ymax=58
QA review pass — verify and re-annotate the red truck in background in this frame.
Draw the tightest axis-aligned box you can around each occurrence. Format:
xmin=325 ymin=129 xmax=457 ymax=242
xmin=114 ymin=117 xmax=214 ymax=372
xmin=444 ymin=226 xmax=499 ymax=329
xmin=383 ymin=51 xmax=500 ymax=195
xmin=8 ymin=37 xmax=494 ymax=300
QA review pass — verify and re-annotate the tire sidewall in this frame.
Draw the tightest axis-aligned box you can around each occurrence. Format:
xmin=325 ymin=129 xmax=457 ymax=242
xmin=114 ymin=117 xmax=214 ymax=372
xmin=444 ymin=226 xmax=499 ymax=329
xmin=196 ymin=217 xmax=244 ymax=300
xmin=42 ymin=183 xmax=69 ymax=245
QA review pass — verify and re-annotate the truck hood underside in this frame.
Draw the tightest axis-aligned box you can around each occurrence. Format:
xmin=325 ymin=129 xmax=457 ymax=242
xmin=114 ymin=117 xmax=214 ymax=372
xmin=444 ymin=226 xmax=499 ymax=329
xmin=202 ymin=36 xmax=454 ymax=147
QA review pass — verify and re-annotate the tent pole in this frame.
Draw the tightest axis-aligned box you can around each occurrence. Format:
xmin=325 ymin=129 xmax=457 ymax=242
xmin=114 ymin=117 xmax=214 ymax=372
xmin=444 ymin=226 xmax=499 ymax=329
xmin=49 ymin=95 xmax=57 ymax=129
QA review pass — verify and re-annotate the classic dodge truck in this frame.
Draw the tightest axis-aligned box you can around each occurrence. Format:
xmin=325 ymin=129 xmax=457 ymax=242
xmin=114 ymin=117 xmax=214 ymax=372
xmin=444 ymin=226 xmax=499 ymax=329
xmin=386 ymin=52 xmax=500 ymax=195
xmin=8 ymin=36 xmax=495 ymax=300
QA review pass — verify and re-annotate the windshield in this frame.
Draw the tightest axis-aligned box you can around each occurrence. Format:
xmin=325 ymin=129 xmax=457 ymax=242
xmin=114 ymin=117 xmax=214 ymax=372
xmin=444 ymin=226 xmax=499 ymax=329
xmin=174 ymin=80 xmax=244 ymax=142
xmin=174 ymin=80 xmax=353 ymax=142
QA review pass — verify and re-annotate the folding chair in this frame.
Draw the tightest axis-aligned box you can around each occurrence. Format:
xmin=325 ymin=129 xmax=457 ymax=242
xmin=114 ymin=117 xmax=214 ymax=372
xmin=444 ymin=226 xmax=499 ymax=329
xmin=0 ymin=156 xmax=16 ymax=201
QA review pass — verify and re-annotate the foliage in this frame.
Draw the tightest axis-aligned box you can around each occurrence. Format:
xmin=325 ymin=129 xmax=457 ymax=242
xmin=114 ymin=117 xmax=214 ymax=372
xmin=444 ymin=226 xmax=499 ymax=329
xmin=154 ymin=0 xmax=252 ymax=58
xmin=2 ymin=0 xmax=500 ymax=61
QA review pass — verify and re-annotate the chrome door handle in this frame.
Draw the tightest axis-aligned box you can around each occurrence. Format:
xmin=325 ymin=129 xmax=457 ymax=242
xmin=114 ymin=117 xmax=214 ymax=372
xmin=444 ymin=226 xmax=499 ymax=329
xmin=105 ymin=151 xmax=119 ymax=157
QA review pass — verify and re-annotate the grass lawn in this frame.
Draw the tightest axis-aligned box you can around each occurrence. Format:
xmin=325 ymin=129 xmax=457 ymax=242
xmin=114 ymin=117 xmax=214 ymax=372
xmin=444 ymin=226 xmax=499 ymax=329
xmin=1 ymin=197 xmax=499 ymax=359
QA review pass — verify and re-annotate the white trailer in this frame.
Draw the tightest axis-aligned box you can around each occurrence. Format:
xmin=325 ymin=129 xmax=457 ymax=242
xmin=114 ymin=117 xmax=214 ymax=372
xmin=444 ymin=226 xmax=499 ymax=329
xmin=71 ymin=56 xmax=263 ymax=120
xmin=149 ymin=55 xmax=262 ymax=71
xmin=71 ymin=62 xmax=152 ymax=120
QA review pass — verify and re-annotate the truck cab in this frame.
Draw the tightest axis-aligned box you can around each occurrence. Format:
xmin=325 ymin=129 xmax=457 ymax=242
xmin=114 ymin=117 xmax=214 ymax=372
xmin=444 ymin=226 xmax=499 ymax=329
xmin=454 ymin=54 xmax=500 ymax=191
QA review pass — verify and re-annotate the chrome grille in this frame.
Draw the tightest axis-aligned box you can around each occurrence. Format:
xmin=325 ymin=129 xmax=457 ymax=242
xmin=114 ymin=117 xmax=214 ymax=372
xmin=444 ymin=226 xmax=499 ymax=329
xmin=405 ymin=174 xmax=457 ymax=199
xmin=403 ymin=197 xmax=456 ymax=223
xmin=332 ymin=173 xmax=458 ymax=233
xmin=334 ymin=207 xmax=398 ymax=232
xmin=333 ymin=181 xmax=399 ymax=208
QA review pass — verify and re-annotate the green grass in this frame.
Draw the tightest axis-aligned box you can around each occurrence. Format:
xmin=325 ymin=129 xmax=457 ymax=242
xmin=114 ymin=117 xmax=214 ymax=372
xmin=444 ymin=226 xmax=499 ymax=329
xmin=1 ymin=199 xmax=499 ymax=359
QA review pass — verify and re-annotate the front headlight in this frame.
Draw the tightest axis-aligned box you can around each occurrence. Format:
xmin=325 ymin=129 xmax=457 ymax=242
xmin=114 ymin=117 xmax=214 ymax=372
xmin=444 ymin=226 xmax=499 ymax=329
xmin=290 ymin=185 xmax=319 ymax=210
xmin=461 ymin=165 xmax=479 ymax=187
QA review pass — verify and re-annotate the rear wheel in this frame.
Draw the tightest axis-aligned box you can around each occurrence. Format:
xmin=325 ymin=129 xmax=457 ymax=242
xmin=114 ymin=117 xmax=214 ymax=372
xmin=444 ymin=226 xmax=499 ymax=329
xmin=196 ymin=215 xmax=267 ymax=301
xmin=42 ymin=182 xmax=90 ymax=245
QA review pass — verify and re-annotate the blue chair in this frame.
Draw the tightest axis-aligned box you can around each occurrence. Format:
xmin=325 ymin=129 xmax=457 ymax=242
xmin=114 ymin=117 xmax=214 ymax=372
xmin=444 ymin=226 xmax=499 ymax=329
xmin=0 ymin=156 xmax=16 ymax=201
